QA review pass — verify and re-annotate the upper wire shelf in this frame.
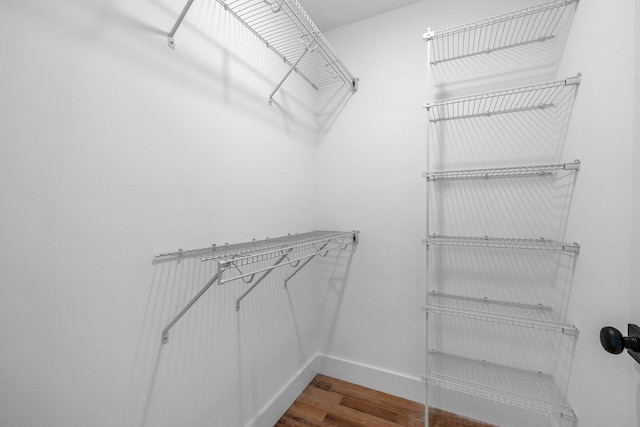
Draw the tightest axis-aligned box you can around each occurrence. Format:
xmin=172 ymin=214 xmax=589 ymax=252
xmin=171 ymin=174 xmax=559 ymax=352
xmin=426 ymin=293 xmax=578 ymax=336
xmin=425 ymin=235 xmax=579 ymax=254
xmin=425 ymin=74 xmax=580 ymax=122
xmin=426 ymin=352 xmax=577 ymax=424
xmin=423 ymin=0 xmax=579 ymax=65
xmin=424 ymin=160 xmax=580 ymax=181
xmin=157 ymin=230 xmax=359 ymax=343
xmin=166 ymin=0 xmax=358 ymax=102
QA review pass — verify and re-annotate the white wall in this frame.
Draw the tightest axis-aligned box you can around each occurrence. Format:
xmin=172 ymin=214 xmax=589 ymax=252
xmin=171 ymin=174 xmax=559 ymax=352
xmin=317 ymin=0 xmax=638 ymax=426
xmin=0 ymin=0 xmax=348 ymax=426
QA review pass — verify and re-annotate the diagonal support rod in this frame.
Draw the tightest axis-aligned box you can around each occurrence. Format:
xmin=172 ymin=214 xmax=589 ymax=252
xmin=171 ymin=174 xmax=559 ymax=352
xmin=161 ymin=271 xmax=219 ymax=345
xmin=236 ymin=251 xmax=291 ymax=311
xmin=167 ymin=0 xmax=195 ymax=49
xmin=284 ymin=242 xmax=329 ymax=289
xmin=269 ymin=45 xmax=312 ymax=105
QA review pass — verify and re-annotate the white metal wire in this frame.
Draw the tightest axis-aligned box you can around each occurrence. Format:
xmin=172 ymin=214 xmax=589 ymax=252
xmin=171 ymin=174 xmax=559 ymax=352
xmin=217 ymin=0 xmax=356 ymax=90
xmin=425 ymin=75 xmax=580 ymax=122
xmin=426 ymin=352 xmax=577 ymax=424
xmin=426 ymin=235 xmax=580 ymax=254
xmin=427 ymin=293 xmax=578 ymax=336
xmin=424 ymin=0 xmax=578 ymax=65
xmin=154 ymin=230 xmax=350 ymax=262
xmin=424 ymin=160 xmax=580 ymax=181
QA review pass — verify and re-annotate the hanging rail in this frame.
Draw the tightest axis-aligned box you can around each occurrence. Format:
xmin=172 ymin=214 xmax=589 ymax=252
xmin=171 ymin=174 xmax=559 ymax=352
xmin=425 ymin=293 xmax=579 ymax=336
xmin=157 ymin=230 xmax=359 ymax=344
xmin=166 ymin=0 xmax=359 ymax=103
xmin=425 ymin=74 xmax=580 ymax=122
xmin=424 ymin=235 xmax=579 ymax=254
xmin=423 ymin=0 xmax=579 ymax=65
xmin=426 ymin=352 xmax=578 ymax=424
xmin=424 ymin=160 xmax=580 ymax=181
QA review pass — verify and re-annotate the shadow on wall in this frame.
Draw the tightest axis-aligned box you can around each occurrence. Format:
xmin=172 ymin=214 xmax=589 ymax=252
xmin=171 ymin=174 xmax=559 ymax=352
xmin=13 ymin=0 xmax=354 ymax=141
xmin=315 ymin=243 xmax=358 ymax=355
xmin=121 ymin=241 xmax=356 ymax=427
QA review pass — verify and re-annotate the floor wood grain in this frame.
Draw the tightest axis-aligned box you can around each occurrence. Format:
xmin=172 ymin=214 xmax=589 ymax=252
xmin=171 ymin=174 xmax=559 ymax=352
xmin=276 ymin=374 xmax=494 ymax=427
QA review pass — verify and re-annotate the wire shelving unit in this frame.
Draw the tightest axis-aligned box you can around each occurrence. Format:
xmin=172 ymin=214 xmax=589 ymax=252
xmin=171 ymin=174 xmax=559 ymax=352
xmin=426 ymin=293 xmax=579 ymax=336
xmin=422 ymin=2 xmax=581 ymax=423
xmin=426 ymin=352 xmax=578 ymax=425
xmin=424 ymin=160 xmax=580 ymax=181
xmin=423 ymin=0 xmax=579 ymax=65
xmin=425 ymin=75 xmax=580 ymax=122
xmin=156 ymin=230 xmax=359 ymax=344
xmin=166 ymin=0 xmax=358 ymax=104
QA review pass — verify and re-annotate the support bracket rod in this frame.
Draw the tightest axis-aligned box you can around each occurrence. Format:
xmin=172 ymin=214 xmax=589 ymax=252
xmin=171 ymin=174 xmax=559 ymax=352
xmin=167 ymin=0 xmax=195 ymax=49
xmin=236 ymin=251 xmax=291 ymax=311
xmin=161 ymin=271 xmax=219 ymax=344
xmin=269 ymin=41 xmax=315 ymax=105
xmin=284 ymin=242 xmax=329 ymax=289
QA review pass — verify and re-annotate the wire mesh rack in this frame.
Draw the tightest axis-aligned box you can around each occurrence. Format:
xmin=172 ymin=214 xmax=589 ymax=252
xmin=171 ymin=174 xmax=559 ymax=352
xmin=423 ymin=0 xmax=579 ymax=65
xmin=425 ymin=235 xmax=580 ymax=254
xmin=426 ymin=352 xmax=577 ymax=424
xmin=167 ymin=0 xmax=358 ymax=100
xmin=157 ymin=230 xmax=359 ymax=343
xmin=425 ymin=74 xmax=580 ymax=122
xmin=424 ymin=160 xmax=580 ymax=181
xmin=426 ymin=293 xmax=578 ymax=336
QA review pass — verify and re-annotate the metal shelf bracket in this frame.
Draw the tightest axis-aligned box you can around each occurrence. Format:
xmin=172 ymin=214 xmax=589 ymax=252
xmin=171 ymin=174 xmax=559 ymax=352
xmin=167 ymin=0 xmax=195 ymax=49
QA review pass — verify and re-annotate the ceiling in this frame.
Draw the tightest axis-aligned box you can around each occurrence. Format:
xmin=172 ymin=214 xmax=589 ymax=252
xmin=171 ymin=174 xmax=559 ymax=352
xmin=295 ymin=0 xmax=424 ymax=31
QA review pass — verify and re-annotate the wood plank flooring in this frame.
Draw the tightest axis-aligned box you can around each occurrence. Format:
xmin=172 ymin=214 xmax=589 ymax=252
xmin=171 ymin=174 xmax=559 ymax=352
xmin=276 ymin=374 xmax=494 ymax=427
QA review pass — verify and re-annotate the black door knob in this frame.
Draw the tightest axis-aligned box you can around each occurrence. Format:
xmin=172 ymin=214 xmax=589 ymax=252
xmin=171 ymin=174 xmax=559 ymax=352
xmin=600 ymin=326 xmax=640 ymax=354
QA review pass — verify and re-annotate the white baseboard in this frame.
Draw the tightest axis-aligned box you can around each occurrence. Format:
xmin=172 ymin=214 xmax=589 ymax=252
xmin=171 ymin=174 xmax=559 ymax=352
xmin=245 ymin=356 xmax=319 ymax=427
xmin=246 ymin=354 xmax=424 ymax=427
xmin=314 ymin=354 xmax=424 ymax=404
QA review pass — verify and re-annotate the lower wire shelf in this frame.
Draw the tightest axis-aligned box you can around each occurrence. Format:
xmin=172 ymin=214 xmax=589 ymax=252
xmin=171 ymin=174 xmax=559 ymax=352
xmin=426 ymin=352 xmax=577 ymax=424
xmin=427 ymin=293 xmax=578 ymax=336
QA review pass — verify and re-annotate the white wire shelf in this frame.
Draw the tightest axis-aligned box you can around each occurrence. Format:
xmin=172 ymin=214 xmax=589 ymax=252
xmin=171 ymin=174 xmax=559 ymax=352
xmin=426 ymin=293 xmax=578 ymax=336
xmin=166 ymin=0 xmax=358 ymax=103
xmin=426 ymin=352 xmax=577 ymax=424
xmin=424 ymin=235 xmax=579 ymax=254
xmin=423 ymin=160 xmax=580 ymax=181
xmin=423 ymin=0 xmax=579 ymax=65
xmin=157 ymin=230 xmax=359 ymax=343
xmin=425 ymin=75 xmax=580 ymax=122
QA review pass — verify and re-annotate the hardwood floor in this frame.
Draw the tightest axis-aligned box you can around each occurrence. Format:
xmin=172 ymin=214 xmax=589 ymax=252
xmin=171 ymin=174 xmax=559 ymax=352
xmin=276 ymin=374 xmax=494 ymax=427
